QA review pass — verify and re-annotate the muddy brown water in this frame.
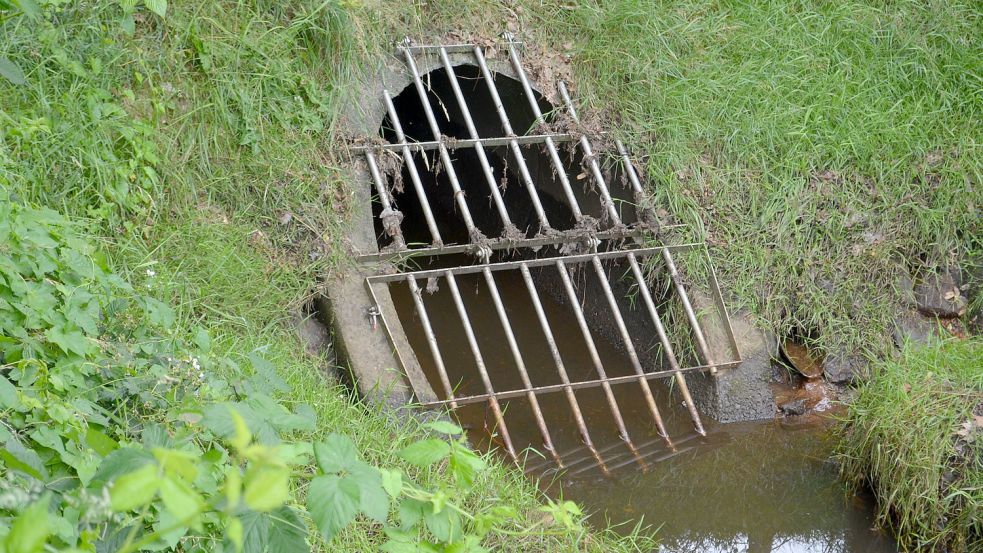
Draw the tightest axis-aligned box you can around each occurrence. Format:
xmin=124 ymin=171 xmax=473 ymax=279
xmin=388 ymin=268 xmax=896 ymax=552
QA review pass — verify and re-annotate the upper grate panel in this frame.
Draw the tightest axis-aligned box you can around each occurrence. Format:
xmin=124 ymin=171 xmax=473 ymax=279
xmin=355 ymin=36 xmax=662 ymax=262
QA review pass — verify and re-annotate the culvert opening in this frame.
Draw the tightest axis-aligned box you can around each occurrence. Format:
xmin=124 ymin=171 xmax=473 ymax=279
xmin=371 ymin=63 xmax=640 ymax=250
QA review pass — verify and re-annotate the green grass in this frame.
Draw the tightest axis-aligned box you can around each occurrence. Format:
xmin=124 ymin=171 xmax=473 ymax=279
xmin=2 ymin=0 xmax=981 ymax=549
xmin=836 ymin=339 xmax=982 ymax=552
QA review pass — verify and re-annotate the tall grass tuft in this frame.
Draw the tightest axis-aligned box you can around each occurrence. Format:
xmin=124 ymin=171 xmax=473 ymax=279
xmin=837 ymin=339 xmax=982 ymax=552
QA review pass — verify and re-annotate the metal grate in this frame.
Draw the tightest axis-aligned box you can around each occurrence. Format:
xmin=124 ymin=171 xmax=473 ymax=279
xmin=354 ymin=34 xmax=667 ymax=262
xmin=365 ymin=245 xmax=740 ymax=470
xmin=353 ymin=35 xmax=741 ymax=472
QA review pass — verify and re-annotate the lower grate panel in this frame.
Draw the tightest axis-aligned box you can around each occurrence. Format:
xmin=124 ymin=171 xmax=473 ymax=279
xmin=365 ymin=244 xmax=741 ymax=472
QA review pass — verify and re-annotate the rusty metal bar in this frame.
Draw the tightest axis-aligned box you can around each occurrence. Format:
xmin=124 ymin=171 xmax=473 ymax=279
xmin=519 ymin=263 xmax=608 ymax=474
xmin=553 ymin=260 xmax=638 ymax=451
xmin=349 ymin=133 xmax=583 ymax=153
xmin=482 ymin=267 xmax=562 ymax=466
xmin=366 ymin=244 xmax=696 ymax=283
xmin=503 ymin=34 xmax=586 ymax=224
xmin=401 ymin=46 xmax=483 ymax=242
xmin=382 ymin=89 xmax=443 ymax=247
xmin=627 ymin=253 xmax=705 ymax=435
xmin=364 ymin=149 xmax=405 ymax=249
xmin=396 ymin=42 xmax=522 ymax=55
xmin=471 ymin=46 xmax=555 ymax=232
xmin=437 ymin=47 xmax=518 ymax=238
xmin=557 ymin=81 xmax=622 ymax=226
xmin=416 ymin=360 xmax=734 ymax=408
xmin=661 ymin=248 xmax=719 ymax=375
xmin=614 ymin=138 xmax=659 ymax=225
xmin=356 ymin=225 xmax=679 ymax=263
xmin=588 ymin=256 xmax=672 ymax=445
xmin=443 ymin=270 xmax=518 ymax=462
xmin=405 ymin=275 xmax=457 ymax=409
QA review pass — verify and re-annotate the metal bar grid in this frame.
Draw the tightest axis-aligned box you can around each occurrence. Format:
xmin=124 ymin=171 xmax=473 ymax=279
xmin=503 ymin=33 xmax=586 ymax=225
xmin=349 ymin=133 xmax=583 ymax=153
xmin=355 ymin=225 xmax=685 ymax=264
xmin=400 ymin=45 xmax=484 ymax=243
xmin=366 ymin=245 xmax=741 ymax=466
xmin=555 ymin=81 xmax=622 ymax=226
xmin=382 ymin=90 xmax=443 ymax=246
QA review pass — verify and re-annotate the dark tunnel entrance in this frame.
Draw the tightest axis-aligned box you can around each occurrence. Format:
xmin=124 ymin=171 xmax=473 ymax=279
xmin=372 ymin=64 xmax=639 ymax=250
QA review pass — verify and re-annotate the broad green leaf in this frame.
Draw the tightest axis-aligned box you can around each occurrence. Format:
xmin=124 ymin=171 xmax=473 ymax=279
xmin=398 ymin=439 xmax=450 ymax=468
xmin=424 ymin=505 xmax=462 ymax=543
xmin=90 ymin=447 xmax=154 ymax=487
xmin=193 ymin=326 xmax=211 ymax=352
xmin=226 ymin=517 xmax=244 ymax=552
xmin=160 ymin=476 xmax=204 ymax=520
xmin=307 ymin=474 xmax=359 ymax=542
xmin=426 ymin=420 xmax=463 ymax=436
xmin=110 ymin=463 xmax=159 ymax=511
xmin=0 ymin=374 xmax=22 ymax=409
xmin=239 ymin=507 xmax=309 ymax=553
xmin=398 ymin=497 xmax=431 ymax=530
xmin=1 ymin=437 xmax=48 ymax=480
xmin=231 ymin=408 xmax=252 ymax=450
xmin=448 ymin=442 xmax=485 ymax=489
xmin=84 ymin=427 xmax=118 ymax=456
xmin=120 ymin=13 xmax=135 ymax=36
xmin=380 ymin=468 xmax=403 ymax=498
xmin=153 ymin=447 xmax=199 ymax=482
xmin=243 ymin=465 xmax=288 ymax=512
xmin=5 ymin=495 xmax=50 ymax=553
xmin=45 ymin=325 xmax=91 ymax=357
xmin=144 ymin=0 xmax=166 ymax=18
xmin=313 ymin=433 xmax=359 ymax=474
xmin=14 ymin=0 xmax=41 ymax=18
xmin=0 ymin=56 xmax=26 ymax=85
xmin=224 ymin=467 xmax=242 ymax=508
xmin=350 ymin=464 xmax=389 ymax=522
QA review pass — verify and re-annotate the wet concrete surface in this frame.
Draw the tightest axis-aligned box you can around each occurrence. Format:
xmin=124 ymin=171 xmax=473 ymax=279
xmin=387 ymin=266 xmax=895 ymax=552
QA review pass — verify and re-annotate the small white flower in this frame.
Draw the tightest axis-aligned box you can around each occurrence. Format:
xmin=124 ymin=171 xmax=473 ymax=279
xmin=146 ymin=268 xmax=156 ymax=277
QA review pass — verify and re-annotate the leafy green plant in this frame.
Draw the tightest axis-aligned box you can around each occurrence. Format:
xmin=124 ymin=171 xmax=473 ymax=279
xmin=0 ymin=197 xmax=589 ymax=551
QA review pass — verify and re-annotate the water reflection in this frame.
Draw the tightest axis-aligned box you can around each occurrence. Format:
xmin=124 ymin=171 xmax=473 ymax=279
xmin=558 ymin=420 xmax=897 ymax=553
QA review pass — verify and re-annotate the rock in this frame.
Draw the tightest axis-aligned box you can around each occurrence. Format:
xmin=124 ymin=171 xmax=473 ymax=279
xmin=892 ymin=312 xmax=940 ymax=348
xmin=779 ymin=398 xmax=807 ymax=416
xmin=914 ymin=271 xmax=967 ymax=318
xmin=895 ymin=271 xmax=916 ymax=308
xmin=823 ymin=350 xmax=868 ymax=384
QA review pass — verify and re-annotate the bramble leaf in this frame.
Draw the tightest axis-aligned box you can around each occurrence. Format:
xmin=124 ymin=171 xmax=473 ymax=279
xmin=0 ymin=56 xmax=26 ymax=86
xmin=243 ymin=465 xmax=289 ymax=512
xmin=110 ymin=463 xmax=159 ymax=511
xmin=314 ymin=433 xmax=359 ymax=474
xmin=5 ymin=495 xmax=50 ymax=553
xmin=399 ymin=439 xmax=450 ymax=468
xmin=144 ymin=0 xmax=166 ymax=18
xmin=426 ymin=420 xmax=463 ymax=436
xmin=308 ymin=474 xmax=360 ymax=542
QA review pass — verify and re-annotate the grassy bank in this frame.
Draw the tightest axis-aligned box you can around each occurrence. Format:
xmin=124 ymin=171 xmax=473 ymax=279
xmin=2 ymin=0 xmax=980 ymax=550
xmin=837 ymin=339 xmax=982 ymax=552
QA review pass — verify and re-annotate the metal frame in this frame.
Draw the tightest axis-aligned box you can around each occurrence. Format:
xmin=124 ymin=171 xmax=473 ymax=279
xmin=353 ymin=37 xmax=743 ymax=472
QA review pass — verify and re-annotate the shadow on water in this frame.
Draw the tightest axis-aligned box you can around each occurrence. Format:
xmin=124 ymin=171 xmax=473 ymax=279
xmin=387 ymin=264 xmax=896 ymax=553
